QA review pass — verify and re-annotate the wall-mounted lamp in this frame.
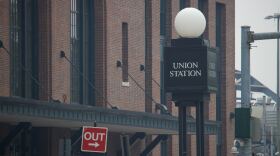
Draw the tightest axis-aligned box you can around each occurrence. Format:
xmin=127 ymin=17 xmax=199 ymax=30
xmin=140 ymin=64 xmax=145 ymax=71
xmin=116 ymin=60 xmax=122 ymax=67
xmin=0 ymin=40 xmax=8 ymax=51
xmin=0 ymin=40 xmax=3 ymax=48
xmin=155 ymin=103 xmax=170 ymax=115
xmin=60 ymin=51 xmax=66 ymax=58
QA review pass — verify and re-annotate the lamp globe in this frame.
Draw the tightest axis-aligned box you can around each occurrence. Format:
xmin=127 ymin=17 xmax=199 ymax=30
xmin=174 ymin=7 xmax=206 ymax=38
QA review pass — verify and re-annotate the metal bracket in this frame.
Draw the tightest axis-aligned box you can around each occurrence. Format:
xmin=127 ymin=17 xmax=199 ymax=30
xmin=129 ymin=132 xmax=146 ymax=146
xmin=140 ymin=135 xmax=168 ymax=156
xmin=247 ymin=31 xmax=254 ymax=43
xmin=0 ymin=122 xmax=31 ymax=155
xmin=72 ymin=122 xmax=97 ymax=150
xmin=71 ymin=128 xmax=82 ymax=148
xmin=121 ymin=135 xmax=131 ymax=156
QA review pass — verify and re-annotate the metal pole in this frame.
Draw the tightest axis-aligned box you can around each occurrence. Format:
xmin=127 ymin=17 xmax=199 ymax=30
xmin=160 ymin=35 xmax=168 ymax=156
xmin=277 ymin=17 xmax=280 ymax=107
xmin=263 ymin=96 xmax=267 ymax=155
xmin=241 ymin=26 xmax=251 ymax=108
xmin=178 ymin=104 xmax=187 ymax=156
xmin=196 ymin=101 xmax=204 ymax=156
xmin=160 ymin=36 xmax=165 ymax=106
xmin=240 ymin=26 xmax=252 ymax=155
xmin=277 ymin=17 xmax=280 ymax=155
xmin=271 ymin=127 xmax=274 ymax=156
xmin=252 ymin=32 xmax=280 ymax=41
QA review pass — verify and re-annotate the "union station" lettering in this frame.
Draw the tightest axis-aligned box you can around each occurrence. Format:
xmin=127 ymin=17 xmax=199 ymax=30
xmin=169 ymin=62 xmax=202 ymax=78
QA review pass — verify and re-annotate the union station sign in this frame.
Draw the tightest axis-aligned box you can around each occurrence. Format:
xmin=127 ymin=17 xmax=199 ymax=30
xmin=164 ymin=38 xmax=217 ymax=94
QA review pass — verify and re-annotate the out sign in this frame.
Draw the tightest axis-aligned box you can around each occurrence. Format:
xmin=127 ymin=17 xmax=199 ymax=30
xmin=81 ymin=126 xmax=108 ymax=153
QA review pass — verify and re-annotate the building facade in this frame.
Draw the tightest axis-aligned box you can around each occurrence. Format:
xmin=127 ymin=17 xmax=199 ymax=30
xmin=0 ymin=0 xmax=235 ymax=155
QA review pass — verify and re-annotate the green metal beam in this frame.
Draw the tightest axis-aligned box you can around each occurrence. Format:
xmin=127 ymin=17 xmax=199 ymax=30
xmin=0 ymin=96 xmax=219 ymax=135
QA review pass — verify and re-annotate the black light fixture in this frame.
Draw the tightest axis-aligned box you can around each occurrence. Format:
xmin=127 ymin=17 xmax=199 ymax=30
xmin=116 ymin=60 xmax=122 ymax=67
xmin=0 ymin=40 xmax=9 ymax=52
xmin=155 ymin=103 xmax=170 ymax=115
xmin=0 ymin=40 xmax=3 ymax=49
xmin=140 ymin=64 xmax=145 ymax=71
xmin=60 ymin=50 xmax=66 ymax=58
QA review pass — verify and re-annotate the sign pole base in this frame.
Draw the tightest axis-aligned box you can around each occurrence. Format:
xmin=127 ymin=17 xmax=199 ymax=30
xmin=178 ymin=104 xmax=187 ymax=156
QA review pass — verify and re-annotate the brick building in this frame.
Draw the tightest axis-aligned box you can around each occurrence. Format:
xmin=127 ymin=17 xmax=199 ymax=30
xmin=0 ymin=0 xmax=235 ymax=156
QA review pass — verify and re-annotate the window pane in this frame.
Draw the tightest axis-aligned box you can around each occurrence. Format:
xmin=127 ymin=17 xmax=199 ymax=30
xmin=70 ymin=0 xmax=83 ymax=104
xmin=122 ymin=22 xmax=129 ymax=82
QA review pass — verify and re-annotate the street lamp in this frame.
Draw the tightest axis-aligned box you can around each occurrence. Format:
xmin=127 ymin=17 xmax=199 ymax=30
xmin=164 ymin=8 xmax=217 ymax=156
xmin=265 ymin=13 xmax=280 ymax=155
xmin=174 ymin=7 xmax=206 ymax=38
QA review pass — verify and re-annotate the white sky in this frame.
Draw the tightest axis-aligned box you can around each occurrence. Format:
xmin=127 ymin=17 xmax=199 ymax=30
xmin=235 ymin=0 xmax=280 ymax=92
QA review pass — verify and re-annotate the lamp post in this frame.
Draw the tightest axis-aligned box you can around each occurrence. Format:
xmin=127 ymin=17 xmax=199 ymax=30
xmin=164 ymin=8 xmax=217 ymax=156
xmin=174 ymin=8 xmax=206 ymax=156
xmin=265 ymin=13 xmax=280 ymax=154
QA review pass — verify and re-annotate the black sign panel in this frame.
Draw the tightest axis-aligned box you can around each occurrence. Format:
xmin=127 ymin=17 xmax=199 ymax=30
xmin=207 ymin=48 xmax=217 ymax=91
xmin=164 ymin=46 xmax=217 ymax=93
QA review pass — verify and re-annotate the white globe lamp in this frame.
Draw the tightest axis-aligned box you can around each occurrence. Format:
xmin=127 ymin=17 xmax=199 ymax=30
xmin=174 ymin=7 xmax=206 ymax=38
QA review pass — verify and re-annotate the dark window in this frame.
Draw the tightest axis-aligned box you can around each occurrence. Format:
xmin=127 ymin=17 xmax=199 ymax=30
xmin=160 ymin=0 xmax=166 ymax=36
xmin=198 ymin=0 xmax=204 ymax=11
xmin=122 ymin=22 xmax=128 ymax=82
xmin=70 ymin=0 xmax=95 ymax=105
xmin=180 ymin=0 xmax=186 ymax=10
xmin=71 ymin=0 xmax=82 ymax=104
xmin=10 ymin=0 xmax=38 ymax=99
xmin=198 ymin=0 xmax=208 ymax=39
xmin=216 ymin=3 xmax=225 ymax=156
xmin=216 ymin=3 xmax=225 ymax=48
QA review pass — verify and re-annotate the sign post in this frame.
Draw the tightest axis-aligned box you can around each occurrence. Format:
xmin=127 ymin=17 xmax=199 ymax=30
xmin=164 ymin=8 xmax=217 ymax=156
xmin=81 ymin=126 xmax=108 ymax=153
xmin=164 ymin=38 xmax=217 ymax=156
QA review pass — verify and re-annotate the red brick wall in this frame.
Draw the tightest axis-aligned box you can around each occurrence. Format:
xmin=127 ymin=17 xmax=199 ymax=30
xmin=145 ymin=0 xmax=153 ymax=115
xmin=106 ymin=0 xmax=146 ymax=112
xmin=224 ymin=0 xmax=235 ymax=155
xmin=151 ymin=0 xmax=161 ymax=155
xmin=51 ymin=0 xmax=70 ymax=102
xmin=50 ymin=0 xmax=70 ymax=103
xmin=152 ymin=0 xmax=161 ymax=111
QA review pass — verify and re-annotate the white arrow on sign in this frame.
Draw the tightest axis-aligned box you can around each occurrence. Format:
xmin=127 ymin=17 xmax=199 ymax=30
xmin=88 ymin=142 xmax=100 ymax=148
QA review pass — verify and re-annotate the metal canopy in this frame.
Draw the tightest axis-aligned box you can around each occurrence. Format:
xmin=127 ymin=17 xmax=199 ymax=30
xmin=0 ymin=96 xmax=218 ymax=135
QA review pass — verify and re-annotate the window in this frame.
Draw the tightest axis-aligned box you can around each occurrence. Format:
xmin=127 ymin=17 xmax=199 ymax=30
xmin=70 ymin=0 xmax=95 ymax=105
xmin=180 ymin=0 xmax=186 ymax=10
xmin=216 ymin=3 xmax=225 ymax=48
xmin=122 ymin=22 xmax=128 ymax=83
xmin=216 ymin=3 xmax=225 ymax=156
xmin=198 ymin=0 xmax=208 ymax=38
xmin=160 ymin=0 xmax=166 ymax=36
xmin=198 ymin=0 xmax=204 ymax=11
xmin=71 ymin=0 xmax=82 ymax=104
xmin=10 ymin=0 xmax=38 ymax=99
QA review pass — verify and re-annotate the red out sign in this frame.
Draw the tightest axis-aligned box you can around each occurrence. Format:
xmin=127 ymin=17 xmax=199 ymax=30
xmin=81 ymin=126 xmax=108 ymax=153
